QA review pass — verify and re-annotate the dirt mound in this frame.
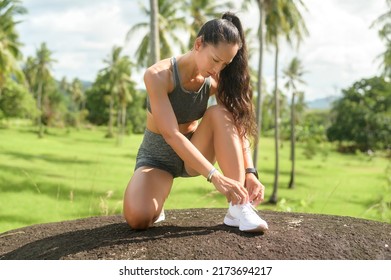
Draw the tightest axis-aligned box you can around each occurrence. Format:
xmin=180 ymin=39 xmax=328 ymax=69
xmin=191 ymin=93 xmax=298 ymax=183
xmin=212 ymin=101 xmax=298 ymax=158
xmin=0 ymin=209 xmax=390 ymax=260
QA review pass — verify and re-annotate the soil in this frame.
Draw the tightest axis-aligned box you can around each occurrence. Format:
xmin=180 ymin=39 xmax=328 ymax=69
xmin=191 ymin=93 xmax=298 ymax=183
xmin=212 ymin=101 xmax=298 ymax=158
xmin=0 ymin=209 xmax=390 ymax=260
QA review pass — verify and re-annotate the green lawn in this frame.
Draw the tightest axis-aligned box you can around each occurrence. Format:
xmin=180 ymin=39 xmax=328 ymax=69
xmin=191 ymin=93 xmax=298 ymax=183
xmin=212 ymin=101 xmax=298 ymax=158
xmin=0 ymin=124 xmax=390 ymax=233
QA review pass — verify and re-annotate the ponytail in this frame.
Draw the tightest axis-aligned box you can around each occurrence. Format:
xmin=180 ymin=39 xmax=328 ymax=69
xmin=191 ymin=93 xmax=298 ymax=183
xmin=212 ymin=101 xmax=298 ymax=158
xmin=219 ymin=12 xmax=257 ymax=143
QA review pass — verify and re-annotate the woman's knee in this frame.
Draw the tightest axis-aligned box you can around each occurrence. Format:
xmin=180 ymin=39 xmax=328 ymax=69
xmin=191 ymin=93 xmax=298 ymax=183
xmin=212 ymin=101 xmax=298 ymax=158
xmin=123 ymin=205 xmax=155 ymax=230
xmin=205 ymin=104 xmax=234 ymax=124
xmin=205 ymin=104 xmax=229 ymax=115
xmin=204 ymin=105 xmax=239 ymax=137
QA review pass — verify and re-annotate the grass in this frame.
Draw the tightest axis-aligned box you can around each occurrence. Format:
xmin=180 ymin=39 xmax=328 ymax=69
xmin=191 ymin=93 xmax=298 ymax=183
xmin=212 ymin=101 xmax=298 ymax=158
xmin=0 ymin=123 xmax=390 ymax=233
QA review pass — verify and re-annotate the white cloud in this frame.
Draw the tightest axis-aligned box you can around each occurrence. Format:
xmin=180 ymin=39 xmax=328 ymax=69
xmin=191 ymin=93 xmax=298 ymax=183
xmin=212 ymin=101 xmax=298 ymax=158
xmin=16 ymin=0 xmax=145 ymax=81
xmin=242 ymin=0 xmax=387 ymax=100
xmin=15 ymin=0 xmax=388 ymax=101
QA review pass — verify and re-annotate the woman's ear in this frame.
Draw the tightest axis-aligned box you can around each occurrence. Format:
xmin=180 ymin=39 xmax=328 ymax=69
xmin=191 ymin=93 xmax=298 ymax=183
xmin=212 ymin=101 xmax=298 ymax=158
xmin=194 ymin=36 xmax=203 ymax=51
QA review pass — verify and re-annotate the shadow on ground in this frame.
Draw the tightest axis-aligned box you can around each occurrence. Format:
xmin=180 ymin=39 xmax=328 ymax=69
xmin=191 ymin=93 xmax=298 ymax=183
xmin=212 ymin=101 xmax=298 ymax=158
xmin=0 ymin=209 xmax=390 ymax=260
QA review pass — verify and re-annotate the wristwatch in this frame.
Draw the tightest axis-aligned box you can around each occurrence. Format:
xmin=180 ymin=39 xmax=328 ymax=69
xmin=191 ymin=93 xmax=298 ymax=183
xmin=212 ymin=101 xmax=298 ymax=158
xmin=245 ymin=167 xmax=259 ymax=179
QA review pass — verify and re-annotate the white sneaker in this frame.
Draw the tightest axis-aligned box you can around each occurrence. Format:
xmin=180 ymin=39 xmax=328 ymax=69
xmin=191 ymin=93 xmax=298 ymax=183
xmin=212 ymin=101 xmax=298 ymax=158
xmin=224 ymin=203 xmax=268 ymax=233
xmin=154 ymin=209 xmax=165 ymax=223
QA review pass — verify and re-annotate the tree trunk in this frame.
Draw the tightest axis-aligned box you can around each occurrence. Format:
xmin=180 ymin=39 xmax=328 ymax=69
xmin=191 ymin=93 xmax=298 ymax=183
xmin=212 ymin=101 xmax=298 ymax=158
xmin=116 ymin=106 xmax=122 ymax=146
xmin=122 ymin=102 xmax=127 ymax=136
xmin=253 ymin=0 xmax=265 ymax=168
xmin=37 ymin=81 xmax=43 ymax=138
xmin=269 ymin=44 xmax=279 ymax=204
xmin=288 ymin=92 xmax=296 ymax=189
xmin=117 ymin=102 xmax=127 ymax=146
xmin=149 ymin=0 xmax=160 ymax=65
xmin=106 ymin=94 xmax=114 ymax=138
xmin=0 ymin=74 xmax=4 ymax=97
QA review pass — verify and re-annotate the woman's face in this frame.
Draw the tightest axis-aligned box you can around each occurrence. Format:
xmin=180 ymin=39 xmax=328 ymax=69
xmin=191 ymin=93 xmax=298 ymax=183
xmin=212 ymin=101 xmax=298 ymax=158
xmin=195 ymin=39 xmax=239 ymax=78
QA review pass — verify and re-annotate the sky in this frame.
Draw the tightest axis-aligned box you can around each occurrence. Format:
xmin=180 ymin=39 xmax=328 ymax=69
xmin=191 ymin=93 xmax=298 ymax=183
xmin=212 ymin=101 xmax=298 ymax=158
xmin=15 ymin=0 xmax=388 ymax=101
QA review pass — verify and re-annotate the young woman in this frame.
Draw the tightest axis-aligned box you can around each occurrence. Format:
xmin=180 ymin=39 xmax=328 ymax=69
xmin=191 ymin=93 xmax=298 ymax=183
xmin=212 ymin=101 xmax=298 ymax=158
xmin=123 ymin=12 xmax=268 ymax=233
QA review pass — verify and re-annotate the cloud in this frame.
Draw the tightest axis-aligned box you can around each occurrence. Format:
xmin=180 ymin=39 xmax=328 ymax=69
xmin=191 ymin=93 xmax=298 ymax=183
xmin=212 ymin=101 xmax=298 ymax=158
xmin=15 ymin=0 xmax=388 ymax=101
xmin=301 ymin=0 xmax=385 ymax=99
xmin=249 ymin=0 xmax=387 ymax=100
xmin=16 ymin=0 xmax=144 ymax=81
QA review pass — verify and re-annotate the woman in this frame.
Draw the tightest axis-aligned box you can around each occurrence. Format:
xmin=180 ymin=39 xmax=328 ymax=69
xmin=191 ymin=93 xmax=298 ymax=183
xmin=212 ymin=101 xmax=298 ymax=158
xmin=123 ymin=12 xmax=268 ymax=233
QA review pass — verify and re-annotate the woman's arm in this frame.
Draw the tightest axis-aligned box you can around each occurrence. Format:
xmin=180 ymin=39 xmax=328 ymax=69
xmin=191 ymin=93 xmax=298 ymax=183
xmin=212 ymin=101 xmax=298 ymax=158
xmin=242 ymin=138 xmax=265 ymax=205
xmin=144 ymin=67 xmax=213 ymax=179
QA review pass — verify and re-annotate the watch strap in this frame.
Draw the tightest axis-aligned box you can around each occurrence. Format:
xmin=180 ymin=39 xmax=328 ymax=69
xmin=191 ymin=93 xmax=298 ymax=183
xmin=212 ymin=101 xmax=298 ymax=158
xmin=245 ymin=167 xmax=259 ymax=179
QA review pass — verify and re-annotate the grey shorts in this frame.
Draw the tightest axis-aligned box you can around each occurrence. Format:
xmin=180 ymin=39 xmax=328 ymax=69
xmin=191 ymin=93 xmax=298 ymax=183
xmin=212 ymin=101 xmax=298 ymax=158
xmin=134 ymin=129 xmax=193 ymax=178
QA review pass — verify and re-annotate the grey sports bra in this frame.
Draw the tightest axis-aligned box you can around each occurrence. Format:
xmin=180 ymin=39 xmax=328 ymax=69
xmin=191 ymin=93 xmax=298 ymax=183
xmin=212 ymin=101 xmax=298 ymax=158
xmin=147 ymin=57 xmax=211 ymax=124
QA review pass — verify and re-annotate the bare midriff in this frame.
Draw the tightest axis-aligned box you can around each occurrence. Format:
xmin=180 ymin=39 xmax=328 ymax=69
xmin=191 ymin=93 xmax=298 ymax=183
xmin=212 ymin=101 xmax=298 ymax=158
xmin=146 ymin=111 xmax=198 ymax=135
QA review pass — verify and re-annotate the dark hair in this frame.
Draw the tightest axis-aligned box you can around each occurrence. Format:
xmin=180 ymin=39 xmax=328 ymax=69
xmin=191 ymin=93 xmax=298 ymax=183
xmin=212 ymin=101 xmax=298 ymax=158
xmin=197 ymin=12 xmax=257 ymax=143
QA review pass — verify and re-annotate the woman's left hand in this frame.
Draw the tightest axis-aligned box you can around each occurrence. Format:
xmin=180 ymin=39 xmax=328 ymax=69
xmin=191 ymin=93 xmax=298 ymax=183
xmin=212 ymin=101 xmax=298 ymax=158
xmin=245 ymin=173 xmax=265 ymax=206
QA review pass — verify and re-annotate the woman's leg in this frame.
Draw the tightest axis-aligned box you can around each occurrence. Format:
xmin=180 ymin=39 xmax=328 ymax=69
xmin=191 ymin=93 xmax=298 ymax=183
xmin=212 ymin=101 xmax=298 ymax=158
xmin=123 ymin=166 xmax=173 ymax=229
xmin=185 ymin=105 xmax=245 ymax=183
xmin=186 ymin=105 xmax=268 ymax=232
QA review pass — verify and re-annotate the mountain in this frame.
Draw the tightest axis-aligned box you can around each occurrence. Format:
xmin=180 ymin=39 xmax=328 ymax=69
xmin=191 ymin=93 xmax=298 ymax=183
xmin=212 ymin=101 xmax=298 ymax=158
xmin=55 ymin=79 xmax=93 ymax=90
xmin=80 ymin=80 xmax=93 ymax=89
xmin=306 ymin=96 xmax=339 ymax=110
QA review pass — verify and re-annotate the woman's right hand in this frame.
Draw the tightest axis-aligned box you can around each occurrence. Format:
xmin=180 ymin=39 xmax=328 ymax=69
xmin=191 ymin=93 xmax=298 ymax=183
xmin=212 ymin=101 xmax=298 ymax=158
xmin=211 ymin=171 xmax=249 ymax=205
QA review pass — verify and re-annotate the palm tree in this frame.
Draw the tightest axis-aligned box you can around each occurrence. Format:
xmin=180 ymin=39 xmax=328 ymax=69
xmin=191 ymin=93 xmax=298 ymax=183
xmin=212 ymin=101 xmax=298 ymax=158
xmin=283 ymin=57 xmax=306 ymax=189
xmin=100 ymin=46 xmax=135 ymax=141
xmin=70 ymin=78 xmax=84 ymax=110
xmin=115 ymin=56 xmax=135 ymax=145
xmin=59 ymin=76 xmax=69 ymax=94
xmin=101 ymin=46 xmax=122 ymax=138
xmin=126 ymin=0 xmax=187 ymax=67
xmin=371 ymin=0 xmax=391 ymax=77
xmin=149 ymin=0 xmax=160 ymax=64
xmin=34 ymin=42 xmax=56 ymax=137
xmin=69 ymin=78 xmax=85 ymax=128
xmin=241 ymin=0 xmax=274 ymax=168
xmin=23 ymin=56 xmax=37 ymax=93
xmin=265 ymin=0 xmax=308 ymax=204
xmin=0 ymin=0 xmax=26 ymax=95
xmin=186 ymin=0 xmax=234 ymax=49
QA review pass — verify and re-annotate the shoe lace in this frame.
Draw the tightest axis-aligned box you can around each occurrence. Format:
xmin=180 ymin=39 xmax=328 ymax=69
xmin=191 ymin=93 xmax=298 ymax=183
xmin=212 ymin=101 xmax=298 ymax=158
xmin=240 ymin=203 xmax=258 ymax=217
